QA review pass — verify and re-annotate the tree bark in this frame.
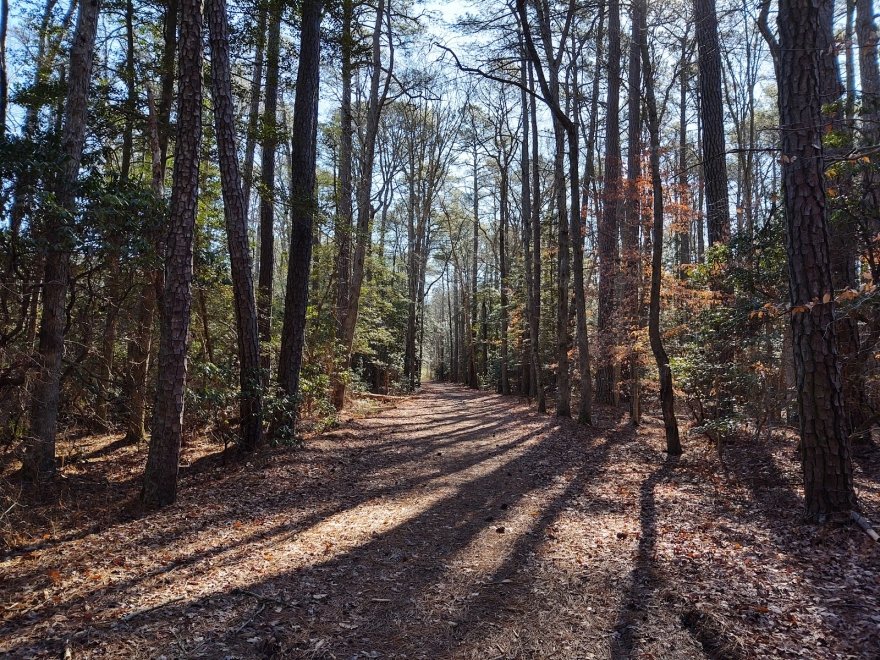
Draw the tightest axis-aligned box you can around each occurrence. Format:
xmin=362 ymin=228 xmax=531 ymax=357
xmin=776 ymin=0 xmax=857 ymax=520
xmin=142 ymin=0 xmax=203 ymax=507
xmin=257 ymin=1 xmax=282 ymax=376
xmin=694 ymin=0 xmax=730 ymax=246
xmin=596 ymin=0 xmax=622 ymax=405
xmin=0 ymin=0 xmax=7 ymax=136
xmin=335 ymin=0 xmax=391 ymax=407
xmin=624 ymin=0 xmax=643 ymax=425
xmin=640 ymin=7 xmax=682 ymax=454
xmin=206 ymin=0 xmax=263 ymax=451
xmin=277 ymin=0 xmax=322 ymax=410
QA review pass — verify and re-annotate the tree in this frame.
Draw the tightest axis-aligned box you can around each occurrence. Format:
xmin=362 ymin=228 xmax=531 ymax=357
xmin=206 ymin=0 xmax=263 ymax=450
xmin=257 ymin=0 xmax=282 ymax=375
xmin=21 ymin=0 xmax=102 ymax=482
xmin=640 ymin=1 xmax=681 ymax=454
xmin=277 ymin=0 xmax=323 ymax=414
xmin=694 ymin=0 xmax=729 ymax=246
xmin=596 ymin=0 xmax=622 ymax=406
xmin=776 ymin=0 xmax=857 ymax=519
xmin=142 ymin=0 xmax=203 ymax=507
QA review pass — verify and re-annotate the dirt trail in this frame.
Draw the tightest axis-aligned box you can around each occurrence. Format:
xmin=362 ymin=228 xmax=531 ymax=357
xmin=2 ymin=383 xmax=879 ymax=658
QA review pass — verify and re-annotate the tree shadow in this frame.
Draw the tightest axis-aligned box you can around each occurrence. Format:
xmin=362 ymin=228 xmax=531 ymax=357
xmin=2 ymin=384 xmax=634 ymax=658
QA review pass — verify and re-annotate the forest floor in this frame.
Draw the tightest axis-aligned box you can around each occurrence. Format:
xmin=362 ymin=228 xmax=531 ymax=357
xmin=1 ymin=382 xmax=880 ymax=659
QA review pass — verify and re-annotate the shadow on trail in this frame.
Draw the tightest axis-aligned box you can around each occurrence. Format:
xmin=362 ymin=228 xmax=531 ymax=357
xmin=3 ymin=383 xmax=635 ymax=658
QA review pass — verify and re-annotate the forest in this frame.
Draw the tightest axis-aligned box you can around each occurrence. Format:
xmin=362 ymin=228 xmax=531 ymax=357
xmin=1 ymin=0 xmax=880 ymax=657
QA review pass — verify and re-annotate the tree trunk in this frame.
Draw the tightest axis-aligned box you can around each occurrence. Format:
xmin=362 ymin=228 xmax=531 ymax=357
xmin=22 ymin=0 xmax=102 ymax=482
xmin=0 ymin=0 xmax=7 ymax=136
xmin=499 ymin=167 xmax=510 ymax=395
xmin=277 ymin=0 xmax=322 ymax=411
xmin=776 ymin=0 xmax=857 ymax=520
xmin=470 ymin=131 xmax=480 ymax=388
xmin=241 ymin=6 xmax=267 ymax=213
xmin=206 ymin=0 xmax=263 ymax=451
xmin=122 ymin=0 xmax=177 ymax=445
xmin=641 ymin=11 xmax=682 ymax=454
xmin=678 ymin=35 xmax=691 ymax=272
xmin=257 ymin=1 xmax=282 ymax=377
xmin=624 ymin=0 xmax=643 ymax=424
xmin=142 ymin=0 xmax=203 ymax=507
xmin=520 ymin=51 xmax=543 ymax=405
xmin=332 ymin=0 xmax=354 ymax=409
xmin=335 ymin=0 xmax=391 ymax=407
xmin=529 ymin=61 xmax=546 ymax=412
xmin=694 ymin=0 xmax=730 ymax=246
xmin=596 ymin=0 xmax=622 ymax=405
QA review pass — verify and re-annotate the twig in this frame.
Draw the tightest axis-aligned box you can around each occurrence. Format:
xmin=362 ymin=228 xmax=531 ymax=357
xmin=234 ymin=588 xmax=292 ymax=608
xmin=120 ymin=596 xmax=185 ymax=622
xmin=232 ymin=603 xmax=266 ymax=635
xmin=850 ymin=510 xmax=880 ymax=542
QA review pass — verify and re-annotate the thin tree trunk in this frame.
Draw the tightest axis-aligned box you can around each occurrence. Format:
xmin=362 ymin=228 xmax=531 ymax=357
xmin=529 ymin=61 xmax=546 ymax=412
xmin=332 ymin=0 xmax=354 ymax=409
xmin=499 ymin=167 xmax=510 ymax=395
xmin=336 ymin=0 xmax=392 ymax=406
xmin=241 ymin=6 xmax=267 ymax=212
xmin=624 ymin=0 xmax=642 ymax=424
xmin=22 ymin=0 xmax=102 ymax=482
xmin=257 ymin=1 xmax=282 ymax=376
xmin=596 ymin=0 xmax=622 ymax=405
xmin=640 ymin=11 xmax=682 ymax=454
xmin=1 ymin=0 xmax=9 ymax=136
xmin=206 ymin=0 xmax=263 ymax=451
xmin=678 ymin=34 xmax=691 ymax=272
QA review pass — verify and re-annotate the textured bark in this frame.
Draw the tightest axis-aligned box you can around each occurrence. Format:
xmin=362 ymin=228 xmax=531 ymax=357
xmin=22 ymin=0 xmax=101 ymax=482
xmin=142 ymin=0 xmax=202 ymax=507
xmin=257 ymin=1 xmax=282 ymax=376
xmin=694 ymin=0 xmax=730 ymax=246
xmin=206 ymin=0 xmax=263 ymax=451
xmin=278 ymin=0 xmax=322 ymax=405
xmin=640 ymin=9 xmax=682 ymax=454
xmin=596 ymin=0 xmax=622 ymax=405
xmin=777 ymin=0 xmax=857 ymax=520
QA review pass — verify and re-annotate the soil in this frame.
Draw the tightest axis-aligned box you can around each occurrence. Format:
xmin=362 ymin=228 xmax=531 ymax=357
xmin=1 ymin=382 xmax=879 ymax=658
